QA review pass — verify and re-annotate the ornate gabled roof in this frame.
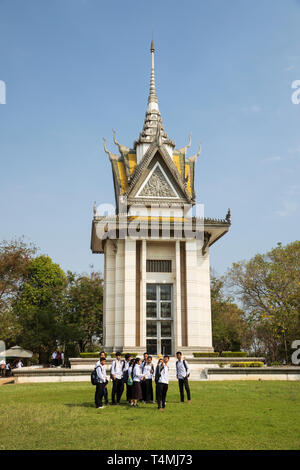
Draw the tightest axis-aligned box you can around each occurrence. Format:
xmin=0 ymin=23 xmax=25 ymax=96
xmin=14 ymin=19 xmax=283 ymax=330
xmin=102 ymin=40 xmax=204 ymax=208
xmin=126 ymin=140 xmax=193 ymax=204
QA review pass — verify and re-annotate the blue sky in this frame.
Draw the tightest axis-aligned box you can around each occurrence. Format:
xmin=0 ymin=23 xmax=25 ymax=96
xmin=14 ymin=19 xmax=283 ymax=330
xmin=0 ymin=0 xmax=299 ymax=276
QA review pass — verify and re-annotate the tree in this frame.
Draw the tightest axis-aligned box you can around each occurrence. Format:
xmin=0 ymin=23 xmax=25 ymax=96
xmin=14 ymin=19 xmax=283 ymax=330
xmin=65 ymin=271 xmax=103 ymax=352
xmin=227 ymin=241 xmax=300 ymax=363
xmin=0 ymin=238 xmax=36 ymax=346
xmin=211 ymin=273 xmax=251 ymax=353
xmin=14 ymin=255 xmax=67 ymax=363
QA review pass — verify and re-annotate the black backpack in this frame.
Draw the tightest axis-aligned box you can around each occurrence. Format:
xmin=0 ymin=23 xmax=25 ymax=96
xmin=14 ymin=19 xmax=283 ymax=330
xmin=91 ymin=365 xmax=100 ymax=385
xmin=122 ymin=360 xmax=129 ymax=382
xmin=155 ymin=364 xmax=162 ymax=383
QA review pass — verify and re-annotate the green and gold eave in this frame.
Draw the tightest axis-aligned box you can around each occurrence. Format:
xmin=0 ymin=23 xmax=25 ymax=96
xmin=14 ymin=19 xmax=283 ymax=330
xmin=110 ymin=148 xmax=197 ymax=200
xmin=90 ymin=215 xmax=230 ymax=254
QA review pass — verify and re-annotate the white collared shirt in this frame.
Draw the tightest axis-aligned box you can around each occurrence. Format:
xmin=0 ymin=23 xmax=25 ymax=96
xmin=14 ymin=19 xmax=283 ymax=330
xmin=122 ymin=360 xmax=130 ymax=372
xmin=95 ymin=361 xmax=107 ymax=383
xmin=143 ymin=363 xmax=154 ymax=380
xmin=158 ymin=363 xmax=169 ymax=384
xmin=111 ymin=359 xmax=123 ymax=379
xmin=176 ymin=359 xmax=190 ymax=379
xmin=133 ymin=364 xmax=144 ymax=382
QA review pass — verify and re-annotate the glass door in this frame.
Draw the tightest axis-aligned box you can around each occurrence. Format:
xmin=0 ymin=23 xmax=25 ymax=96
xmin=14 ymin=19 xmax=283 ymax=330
xmin=146 ymin=284 xmax=173 ymax=355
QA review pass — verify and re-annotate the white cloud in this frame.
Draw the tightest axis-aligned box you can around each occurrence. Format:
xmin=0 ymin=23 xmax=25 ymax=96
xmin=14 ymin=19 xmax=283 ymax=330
xmin=241 ymin=105 xmax=261 ymax=113
xmin=276 ymin=201 xmax=298 ymax=217
xmin=264 ymin=155 xmax=283 ymax=162
xmin=284 ymin=65 xmax=296 ymax=72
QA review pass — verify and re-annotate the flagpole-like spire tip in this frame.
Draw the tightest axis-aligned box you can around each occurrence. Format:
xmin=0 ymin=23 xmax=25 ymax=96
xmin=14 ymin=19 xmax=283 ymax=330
xmin=150 ymin=39 xmax=155 ymax=53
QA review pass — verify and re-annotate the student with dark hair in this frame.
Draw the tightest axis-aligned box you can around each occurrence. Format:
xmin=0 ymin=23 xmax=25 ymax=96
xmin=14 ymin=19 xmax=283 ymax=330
xmin=155 ymin=357 xmax=163 ymax=402
xmin=127 ymin=358 xmax=135 ymax=405
xmin=176 ymin=351 xmax=191 ymax=403
xmin=141 ymin=352 xmax=149 ymax=402
xmin=111 ymin=352 xmax=124 ymax=405
xmin=131 ymin=358 xmax=145 ymax=407
xmin=122 ymin=353 xmax=132 ymax=403
xmin=143 ymin=355 xmax=155 ymax=403
xmin=156 ymin=355 xmax=169 ymax=411
xmin=99 ymin=351 xmax=108 ymax=405
xmin=95 ymin=356 xmax=107 ymax=409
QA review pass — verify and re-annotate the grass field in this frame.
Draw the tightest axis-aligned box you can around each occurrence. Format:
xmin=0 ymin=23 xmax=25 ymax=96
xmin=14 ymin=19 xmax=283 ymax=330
xmin=1 ymin=381 xmax=300 ymax=450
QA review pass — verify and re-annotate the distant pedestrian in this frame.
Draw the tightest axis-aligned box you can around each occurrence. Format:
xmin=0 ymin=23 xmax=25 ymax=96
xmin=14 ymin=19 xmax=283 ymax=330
xmin=132 ymin=358 xmax=145 ymax=407
xmin=111 ymin=352 xmax=124 ymax=404
xmin=16 ymin=360 xmax=23 ymax=368
xmin=176 ymin=351 xmax=191 ymax=404
xmin=94 ymin=356 xmax=108 ymax=409
xmin=0 ymin=359 xmax=6 ymax=378
xmin=156 ymin=355 xmax=169 ymax=411
xmin=143 ymin=356 xmax=154 ymax=403
xmin=122 ymin=354 xmax=131 ymax=402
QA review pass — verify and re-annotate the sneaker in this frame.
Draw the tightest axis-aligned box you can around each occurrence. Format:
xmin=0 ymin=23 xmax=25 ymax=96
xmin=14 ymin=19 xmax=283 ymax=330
xmin=97 ymin=406 xmax=104 ymax=409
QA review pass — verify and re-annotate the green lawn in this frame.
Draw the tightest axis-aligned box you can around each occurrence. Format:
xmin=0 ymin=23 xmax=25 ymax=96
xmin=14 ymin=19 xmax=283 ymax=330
xmin=1 ymin=381 xmax=300 ymax=450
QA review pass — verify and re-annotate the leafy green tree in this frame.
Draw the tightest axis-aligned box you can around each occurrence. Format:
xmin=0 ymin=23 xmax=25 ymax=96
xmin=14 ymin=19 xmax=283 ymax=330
xmin=227 ymin=241 xmax=300 ymax=363
xmin=0 ymin=238 xmax=36 ymax=346
xmin=14 ymin=255 xmax=67 ymax=362
xmin=65 ymin=271 xmax=103 ymax=352
xmin=211 ymin=273 xmax=251 ymax=353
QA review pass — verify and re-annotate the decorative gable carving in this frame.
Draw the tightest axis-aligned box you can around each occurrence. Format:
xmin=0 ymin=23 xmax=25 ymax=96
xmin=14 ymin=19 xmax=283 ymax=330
xmin=137 ymin=163 xmax=179 ymax=199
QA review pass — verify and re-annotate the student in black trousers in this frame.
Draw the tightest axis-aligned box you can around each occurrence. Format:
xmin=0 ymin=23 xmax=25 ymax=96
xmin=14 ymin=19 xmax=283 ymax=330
xmin=176 ymin=351 xmax=191 ymax=403
xmin=99 ymin=351 xmax=109 ymax=405
xmin=156 ymin=355 xmax=169 ymax=411
xmin=111 ymin=352 xmax=124 ymax=404
xmin=95 ymin=357 xmax=107 ymax=409
xmin=143 ymin=356 xmax=154 ymax=402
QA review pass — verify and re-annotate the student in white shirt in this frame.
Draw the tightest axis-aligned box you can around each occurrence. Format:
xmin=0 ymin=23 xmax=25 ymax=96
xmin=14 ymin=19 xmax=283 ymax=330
xmin=143 ymin=356 xmax=155 ymax=403
xmin=122 ymin=354 xmax=131 ymax=403
xmin=94 ymin=356 xmax=107 ymax=409
xmin=127 ymin=358 xmax=135 ymax=405
xmin=132 ymin=358 xmax=145 ymax=407
xmin=111 ymin=352 xmax=124 ymax=404
xmin=176 ymin=351 xmax=191 ymax=403
xmin=156 ymin=355 xmax=169 ymax=411
xmin=141 ymin=352 xmax=149 ymax=401
xmin=0 ymin=359 xmax=6 ymax=378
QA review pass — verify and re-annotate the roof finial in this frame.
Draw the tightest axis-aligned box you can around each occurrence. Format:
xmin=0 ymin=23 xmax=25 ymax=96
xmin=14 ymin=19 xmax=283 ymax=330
xmin=148 ymin=38 xmax=158 ymax=110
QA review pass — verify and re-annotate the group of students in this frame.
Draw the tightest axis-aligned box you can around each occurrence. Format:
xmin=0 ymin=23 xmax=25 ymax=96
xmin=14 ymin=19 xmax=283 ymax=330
xmin=0 ymin=359 xmax=23 ymax=377
xmin=93 ymin=350 xmax=191 ymax=411
xmin=51 ymin=350 xmax=64 ymax=367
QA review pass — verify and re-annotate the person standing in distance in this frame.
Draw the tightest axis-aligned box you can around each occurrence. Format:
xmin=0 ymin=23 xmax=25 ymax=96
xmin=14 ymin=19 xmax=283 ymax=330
xmin=156 ymin=355 xmax=169 ymax=411
xmin=111 ymin=352 xmax=124 ymax=405
xmin=176 ymin=351 xmax=191 ymax=404
xmin=95 ymin=356 xmax=107 ymax=409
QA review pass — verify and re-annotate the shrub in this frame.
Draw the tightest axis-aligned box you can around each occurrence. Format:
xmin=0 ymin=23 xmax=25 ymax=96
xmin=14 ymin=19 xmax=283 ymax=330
xmin=221 ymin=351 xmax=248 ymax=357
xmin=230 ymin=362 xmax=264 ymax=368
xmin=80 ymin=352 xmax=102 ymax=358
xmin=110 ymin=353 xmax=138 ymax=358
xmin=193 ymin=352 xmax=220 ymax=357
xmin=80 ymin=352 xmax=138 ymax=358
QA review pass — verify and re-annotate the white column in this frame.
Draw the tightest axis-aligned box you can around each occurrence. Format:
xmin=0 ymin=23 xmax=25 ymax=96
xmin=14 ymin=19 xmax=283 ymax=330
xmin=123 ymin=239 xmax=136 ymax=349
xmin=140 ymin=239 xmax=147 ymax=349
xmin=104 ymin=240 xmax=116 ymax=350
xmin=175 ymin=240 xmax=182 ymax=350
xmin=185 ymin=240 xmax=213 ymax=351
xmin=114 ymin=239 xmax=125 ymax=350
xmin=196 ymin=247 xmax=213 ymax=349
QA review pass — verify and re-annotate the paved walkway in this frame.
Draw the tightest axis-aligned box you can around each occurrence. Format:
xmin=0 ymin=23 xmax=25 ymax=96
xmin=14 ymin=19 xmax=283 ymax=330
xmin=0 ymin=377 xmax=14 ymax=385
